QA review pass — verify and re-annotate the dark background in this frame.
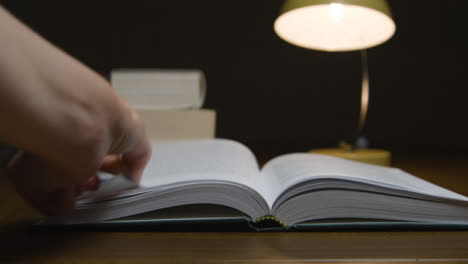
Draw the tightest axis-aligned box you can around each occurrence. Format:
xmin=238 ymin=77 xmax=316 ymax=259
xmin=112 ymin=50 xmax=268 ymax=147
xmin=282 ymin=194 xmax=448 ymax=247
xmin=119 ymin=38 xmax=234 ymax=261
xmin=2 ymin=0 xmax=467 ymax=157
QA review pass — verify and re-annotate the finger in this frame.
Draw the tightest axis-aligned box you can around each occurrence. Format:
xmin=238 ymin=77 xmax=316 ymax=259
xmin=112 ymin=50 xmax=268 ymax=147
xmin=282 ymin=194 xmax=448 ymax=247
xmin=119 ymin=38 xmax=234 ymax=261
xmin=108 ymin=107 xmax=152 ymax=183
xmin=122 ymin=109 xmax=152 ymax=183
xmin=82 ymin=174 xmax=100 ymax=191
xmin=74 ymin=175 xmax=100 ymax=197
xmin=99 ymin=155 xmax=125 ymax=175
xmin=121 ymin=138 xmax=151 ymax=183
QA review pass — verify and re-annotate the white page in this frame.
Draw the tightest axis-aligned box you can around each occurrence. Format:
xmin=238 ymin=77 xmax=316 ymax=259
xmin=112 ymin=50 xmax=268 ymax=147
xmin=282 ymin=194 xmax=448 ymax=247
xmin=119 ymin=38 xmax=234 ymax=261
xmin=258 ymin=153 xmax=468 ymax=208
xmin=140 ymin=139 xmax=260 ymax=189
xmin=77 ymin=139 xmax=262 ymax=205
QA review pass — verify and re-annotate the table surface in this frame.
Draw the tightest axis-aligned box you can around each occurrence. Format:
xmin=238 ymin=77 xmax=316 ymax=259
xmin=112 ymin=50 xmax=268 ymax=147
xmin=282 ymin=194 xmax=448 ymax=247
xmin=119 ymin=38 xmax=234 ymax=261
xmin=1 ymin=153 xmax=468 ymax=263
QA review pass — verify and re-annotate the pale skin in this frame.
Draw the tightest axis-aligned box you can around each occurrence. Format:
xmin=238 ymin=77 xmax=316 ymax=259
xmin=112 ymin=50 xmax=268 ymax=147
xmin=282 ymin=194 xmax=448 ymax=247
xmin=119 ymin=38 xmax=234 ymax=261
xmin=0 ymin=6 xmax=152 ymax=215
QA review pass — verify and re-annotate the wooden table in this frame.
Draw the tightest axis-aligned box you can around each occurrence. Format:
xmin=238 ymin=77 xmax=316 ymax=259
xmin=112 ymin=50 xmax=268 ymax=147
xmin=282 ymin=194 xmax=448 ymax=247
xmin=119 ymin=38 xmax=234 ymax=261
xmin=1 ymin=153 xmax=468 ymax=263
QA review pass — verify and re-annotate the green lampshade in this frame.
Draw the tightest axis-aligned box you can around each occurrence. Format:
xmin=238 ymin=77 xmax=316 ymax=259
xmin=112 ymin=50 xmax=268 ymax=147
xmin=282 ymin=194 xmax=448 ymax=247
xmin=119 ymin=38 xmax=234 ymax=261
xmin=274 ymin=0 xmax=396 ymax=51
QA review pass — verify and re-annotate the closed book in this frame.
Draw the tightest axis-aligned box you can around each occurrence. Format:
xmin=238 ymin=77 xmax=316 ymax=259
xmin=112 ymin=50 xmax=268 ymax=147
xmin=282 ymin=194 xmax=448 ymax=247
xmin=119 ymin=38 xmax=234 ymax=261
xmin=136 ymin=109 xmax=216 ymax=142
xmin=111 ymin=69 xmax=206 ymax=110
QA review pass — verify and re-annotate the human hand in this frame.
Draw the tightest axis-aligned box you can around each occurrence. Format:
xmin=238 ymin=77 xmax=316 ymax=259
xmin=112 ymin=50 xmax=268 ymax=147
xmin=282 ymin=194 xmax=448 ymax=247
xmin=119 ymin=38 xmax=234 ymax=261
xmin=0 ymin=6 xmax=152 ymax=215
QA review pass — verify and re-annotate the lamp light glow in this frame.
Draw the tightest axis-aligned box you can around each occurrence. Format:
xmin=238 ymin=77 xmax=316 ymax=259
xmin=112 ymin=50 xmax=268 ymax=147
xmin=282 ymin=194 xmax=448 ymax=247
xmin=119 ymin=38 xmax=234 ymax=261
xmin=274 ymin=0 xmax=396 ymax=52
xmin=329 ymin=3 xmax=344 ymax=23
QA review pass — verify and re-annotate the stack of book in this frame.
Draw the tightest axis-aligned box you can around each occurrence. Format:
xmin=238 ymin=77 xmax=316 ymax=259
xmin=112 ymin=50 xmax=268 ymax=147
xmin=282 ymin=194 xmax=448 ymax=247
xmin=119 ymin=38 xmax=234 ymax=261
xmin=111 ymin=69 xmax=216 ymax=142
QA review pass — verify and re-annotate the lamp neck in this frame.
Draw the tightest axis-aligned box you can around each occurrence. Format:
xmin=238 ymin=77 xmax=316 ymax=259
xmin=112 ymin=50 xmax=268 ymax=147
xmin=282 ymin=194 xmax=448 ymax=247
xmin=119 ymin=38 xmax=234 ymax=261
xmin=351 ymin=49 xmax=369 ymax=149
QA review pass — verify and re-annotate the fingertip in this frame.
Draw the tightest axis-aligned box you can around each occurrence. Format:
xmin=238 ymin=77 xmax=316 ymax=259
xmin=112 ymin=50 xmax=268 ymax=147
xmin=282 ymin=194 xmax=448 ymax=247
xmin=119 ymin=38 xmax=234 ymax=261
xmin=84 ymin=175 xmax=100 ymax=190
xmin=116 ymin=139 xmax=150 ymax=184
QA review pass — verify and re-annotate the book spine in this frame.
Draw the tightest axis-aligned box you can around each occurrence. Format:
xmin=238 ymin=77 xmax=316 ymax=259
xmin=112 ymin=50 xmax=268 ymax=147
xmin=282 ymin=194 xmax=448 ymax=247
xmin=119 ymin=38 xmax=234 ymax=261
xmin=253 ymin=215 xmax=285 ymax=229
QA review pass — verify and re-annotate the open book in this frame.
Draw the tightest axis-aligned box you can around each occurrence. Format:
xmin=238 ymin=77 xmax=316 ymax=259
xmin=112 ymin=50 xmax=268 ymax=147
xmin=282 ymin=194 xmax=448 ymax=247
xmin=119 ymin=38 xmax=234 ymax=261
xmin=43 ymin=139 xmax=468 ymax=230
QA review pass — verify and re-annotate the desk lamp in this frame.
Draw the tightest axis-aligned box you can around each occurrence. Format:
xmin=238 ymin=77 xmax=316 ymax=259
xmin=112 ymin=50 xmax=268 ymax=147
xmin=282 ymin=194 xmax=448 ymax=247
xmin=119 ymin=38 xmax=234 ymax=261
xmin=274 ymin=0 xmax=396 ymax=166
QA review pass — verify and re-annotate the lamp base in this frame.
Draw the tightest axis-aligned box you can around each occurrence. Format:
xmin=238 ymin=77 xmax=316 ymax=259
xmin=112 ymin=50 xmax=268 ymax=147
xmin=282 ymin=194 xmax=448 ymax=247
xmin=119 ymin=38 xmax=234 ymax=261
xmin=309 ymin=148 xmax=391 ymax=166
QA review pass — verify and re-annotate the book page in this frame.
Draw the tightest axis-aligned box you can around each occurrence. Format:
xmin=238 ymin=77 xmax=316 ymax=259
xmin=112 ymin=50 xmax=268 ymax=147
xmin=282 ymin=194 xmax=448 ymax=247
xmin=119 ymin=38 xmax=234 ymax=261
xmin=60 ymin=139 xmax=269 ymax=224
xmin=258 ymin=153 xmax=468 ymax=208
xmin=140 ymin=139 xmax=260 ymax=189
